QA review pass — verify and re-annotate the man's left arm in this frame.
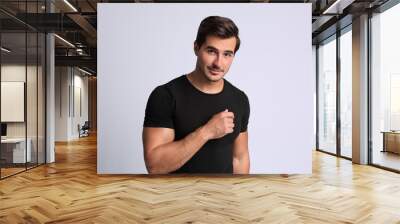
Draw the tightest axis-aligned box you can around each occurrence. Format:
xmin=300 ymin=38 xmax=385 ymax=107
xmin=232 ymin=131 xmax=250 ymax=174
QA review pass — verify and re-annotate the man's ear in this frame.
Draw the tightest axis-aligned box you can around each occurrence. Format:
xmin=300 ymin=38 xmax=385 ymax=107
xmin=194 ymin=42 xmax=199 ymax=56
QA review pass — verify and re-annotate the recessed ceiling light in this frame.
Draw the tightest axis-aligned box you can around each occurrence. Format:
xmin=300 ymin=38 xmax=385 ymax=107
xmin=1 ymin=47 xmax=11 ymax=53
xmin=54 ymin=34 xmax=75 ymax=48
xmin=78 ymin=67 xmax=93 ymax=76
xmin=63 ymin=0 xmax=78 ymax=12
xmin=322 ymin=0 xmax=354 ymax=15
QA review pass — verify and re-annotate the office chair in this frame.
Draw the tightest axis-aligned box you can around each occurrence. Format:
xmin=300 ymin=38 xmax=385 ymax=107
xmin=79 ymin=121 xmax=90 ymax=138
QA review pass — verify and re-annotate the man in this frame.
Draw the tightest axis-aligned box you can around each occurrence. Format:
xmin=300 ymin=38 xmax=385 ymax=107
xmin=142 ymin=16 xmax=250 ymax=174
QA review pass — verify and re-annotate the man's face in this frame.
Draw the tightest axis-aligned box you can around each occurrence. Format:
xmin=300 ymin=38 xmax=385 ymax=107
xmin=194 ymin=35 xmax=236 ymax=82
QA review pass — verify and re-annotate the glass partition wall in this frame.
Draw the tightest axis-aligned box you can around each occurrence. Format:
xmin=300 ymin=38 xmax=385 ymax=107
xmin=0 ymin=31 xmax=27 ymax=177
xmin=339 ymin=27 xmax=352 ymax=159
xmin=317 ymin=35 xmax=337 ymax=155
xmin=317 ymin=26 xmax=353 ymax=159
xmin=0 ymin=1 xmax=46 ymax=179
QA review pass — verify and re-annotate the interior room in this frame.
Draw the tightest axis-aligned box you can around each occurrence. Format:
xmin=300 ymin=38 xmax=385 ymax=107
xmin=0 ymin=0 xmax=399 ymax=223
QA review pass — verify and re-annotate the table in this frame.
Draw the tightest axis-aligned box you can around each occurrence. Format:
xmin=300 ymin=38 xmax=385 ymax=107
xmin=1 ymin=138 xmax=32 ymax=163
xmin=381 ymin=131 xmax=400 ymax=154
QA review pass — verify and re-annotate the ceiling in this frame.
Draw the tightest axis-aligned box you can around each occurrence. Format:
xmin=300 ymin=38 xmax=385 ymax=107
xmin=0 ymin=0 xmax=393 ymax=75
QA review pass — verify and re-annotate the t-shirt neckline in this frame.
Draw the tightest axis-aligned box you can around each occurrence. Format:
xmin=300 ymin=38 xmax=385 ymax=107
xmin=183 ymin=74 xmax=225 ymax=96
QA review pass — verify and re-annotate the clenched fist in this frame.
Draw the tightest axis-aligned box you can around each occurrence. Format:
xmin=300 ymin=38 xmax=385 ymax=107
xmin=202 ymin=109 xmax=235 ymax=140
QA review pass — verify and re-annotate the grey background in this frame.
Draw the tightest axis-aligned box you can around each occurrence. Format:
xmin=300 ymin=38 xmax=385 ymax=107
xmin=97 ymin=3 xmax=313 ymax=174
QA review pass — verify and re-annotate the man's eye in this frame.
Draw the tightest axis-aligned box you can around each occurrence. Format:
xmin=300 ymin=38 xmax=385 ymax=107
xmin=224 ymin=53 xmax=233 ymax=57
xmin=207 ymin=49 xmax=217 ymax=54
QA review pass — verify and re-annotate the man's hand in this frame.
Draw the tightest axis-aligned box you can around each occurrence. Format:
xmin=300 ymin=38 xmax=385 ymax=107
xmin=143 ymin=109 xmax=235 ymax=174
xmin=202 ymin=109 xmax=235 ymax=140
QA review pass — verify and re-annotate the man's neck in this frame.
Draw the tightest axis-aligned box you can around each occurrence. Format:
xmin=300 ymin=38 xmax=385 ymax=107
xmin=187 ymin=70 xmax=224 ymax=94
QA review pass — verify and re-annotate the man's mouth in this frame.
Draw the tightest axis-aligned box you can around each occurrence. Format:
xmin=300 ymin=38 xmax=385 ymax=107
xmin=208 ymin=68 xmax=223 ymax=75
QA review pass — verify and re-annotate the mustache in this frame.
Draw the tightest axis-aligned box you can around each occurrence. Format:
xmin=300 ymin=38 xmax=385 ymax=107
xmin=207 ymin=66 xmax=224 ymax=73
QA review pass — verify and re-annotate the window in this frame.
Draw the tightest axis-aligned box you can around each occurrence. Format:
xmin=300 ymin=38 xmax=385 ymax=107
xmin=370 ymin=3 xmax=400 ymax=171
xmin=339 ymin=28 xmax=352 ymax=158
xmin=318 ymin=36 xmax=337 ymax=154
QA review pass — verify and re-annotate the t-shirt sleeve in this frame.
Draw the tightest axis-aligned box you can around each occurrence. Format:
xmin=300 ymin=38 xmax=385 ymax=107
xmin=143 ymin=85 xmax=175 ymax=129
xmin=240 ymin=92 xmax=250 ymax=133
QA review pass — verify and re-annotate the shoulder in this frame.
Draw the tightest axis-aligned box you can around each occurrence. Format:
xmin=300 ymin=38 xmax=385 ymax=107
xmin=164 ymin=75 xmax=186 ymax=89
xmin=150 ymin=75 xmax=186 ymax=97
xmin=224 ymin=79 xmax=249 ymax=102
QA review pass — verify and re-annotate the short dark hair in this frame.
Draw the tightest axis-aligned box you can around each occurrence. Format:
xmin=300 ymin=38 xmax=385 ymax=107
xmin=195 ymin=16 xmax=241 ymax=53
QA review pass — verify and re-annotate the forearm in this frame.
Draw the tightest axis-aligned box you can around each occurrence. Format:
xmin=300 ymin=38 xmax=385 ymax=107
xmin=145 ymin=126 xmax=209 ymax=174
xmin=233 ymin=152 xmax=250 ymax=174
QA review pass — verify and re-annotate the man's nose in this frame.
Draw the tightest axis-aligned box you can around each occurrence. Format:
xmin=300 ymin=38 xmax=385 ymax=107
xmin=212 ymin=55 xmax=223 ymax=69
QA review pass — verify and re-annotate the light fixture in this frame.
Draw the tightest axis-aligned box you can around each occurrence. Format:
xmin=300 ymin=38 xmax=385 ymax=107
xmin=78 ymin=67 xmax=93 ymax=76
xmin=76 ymin=48 xmax=85 ymax=55
xmin=63 ymin=0 xmax=78 ymax=12
xmin=1 ymin=47 xmax=11 ymax=53
xmin=54 ymin=34 xmax=75 ymax=48
xmin=322 ymin=0 xmax=354 ymax=15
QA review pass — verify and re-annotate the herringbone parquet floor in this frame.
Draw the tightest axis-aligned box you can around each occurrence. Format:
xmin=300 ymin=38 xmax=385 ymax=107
xmin=1 ymin=134 xmax=400 ymax=223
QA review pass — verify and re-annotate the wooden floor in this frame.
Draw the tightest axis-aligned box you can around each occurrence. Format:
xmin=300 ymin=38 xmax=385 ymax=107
xmin=0 ymin=167 xmax=26 ymax=178
xmin=1 ymin=134 xmax=400 ymax=223
xmin=1 ymin=163 xmax=45 ymax=178
xmin=373 ymin=151 xmax=400 ymax=171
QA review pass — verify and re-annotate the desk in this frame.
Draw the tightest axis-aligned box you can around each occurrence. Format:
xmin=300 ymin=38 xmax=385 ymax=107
xmin=381 ymin=131 xmax=400 ymax=154
xmin=1 ymin=138 xmax=31 ymax=163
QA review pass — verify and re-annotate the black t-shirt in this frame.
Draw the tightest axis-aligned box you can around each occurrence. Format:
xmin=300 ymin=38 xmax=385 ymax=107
xmin=143 ymin=75 xmax=250 ymax=173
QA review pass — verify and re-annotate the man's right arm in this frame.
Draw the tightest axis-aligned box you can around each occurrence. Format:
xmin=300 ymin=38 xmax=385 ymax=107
xmin=143 ymin=126 xmax=209 ymax=174
xmin=143 ymin=109 xmax=235 ymax=174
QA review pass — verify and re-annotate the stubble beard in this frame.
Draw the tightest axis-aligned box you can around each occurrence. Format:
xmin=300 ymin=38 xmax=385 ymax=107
xmin=200 ymin=66 xmax=224 ymax=83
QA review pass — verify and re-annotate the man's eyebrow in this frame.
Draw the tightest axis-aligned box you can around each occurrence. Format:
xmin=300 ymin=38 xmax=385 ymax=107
xmin=205 ymin=46 xmax=218 ymax=51
xmin=205 ymin=46 xmax=234 ymax=54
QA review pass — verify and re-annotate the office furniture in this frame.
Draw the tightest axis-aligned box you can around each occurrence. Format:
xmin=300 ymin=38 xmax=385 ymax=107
xmin=382 ymin=131 xmax=400 ymax=154
xmin=0 ymin=138 xmax=32 ymax=165
xmin=79 ymin=121 xmax=90 ymax=138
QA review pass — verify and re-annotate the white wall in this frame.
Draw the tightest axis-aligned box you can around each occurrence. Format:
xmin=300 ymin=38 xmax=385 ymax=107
xmin=55 ymin=67 xmax=89 ymax=141
xmin=55 ymin=66 xmax=70 ymax=141
xmin=1 ymin=65 xmax=26 ymax=127
xmin=1 ymin=65 xmax=40 ymax=138
xmin=98 ymin=3 xmax=313 ymax=174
